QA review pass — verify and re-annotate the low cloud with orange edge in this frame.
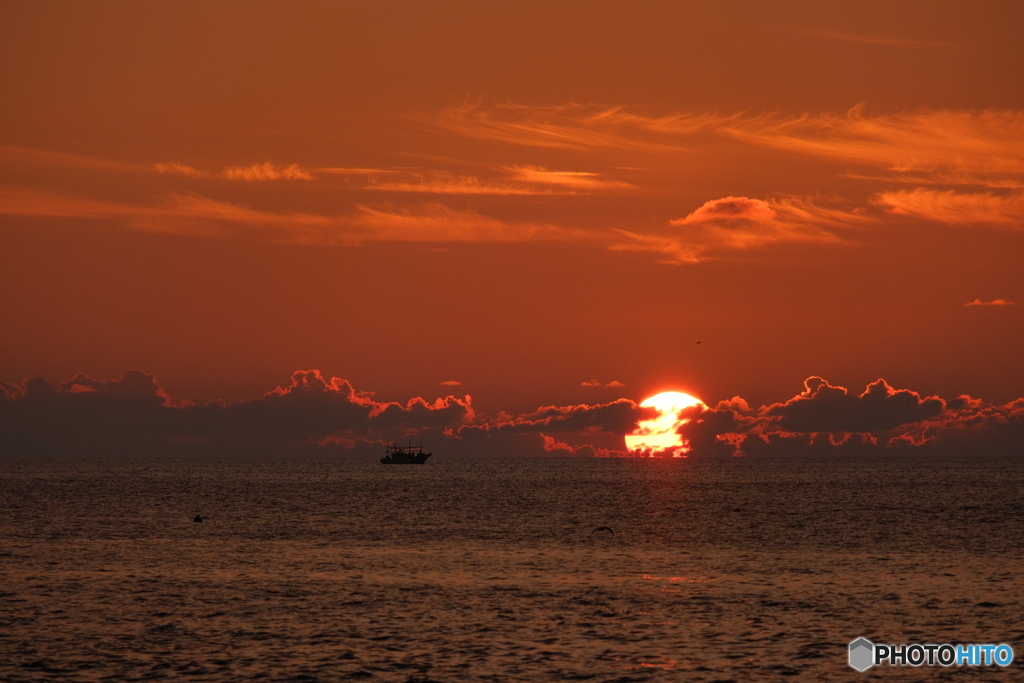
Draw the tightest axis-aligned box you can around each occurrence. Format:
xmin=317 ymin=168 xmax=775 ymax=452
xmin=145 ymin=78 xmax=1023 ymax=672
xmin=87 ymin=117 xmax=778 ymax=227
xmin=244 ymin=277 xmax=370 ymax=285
xmin=2 ymin=370 xmax=1023 ymax=459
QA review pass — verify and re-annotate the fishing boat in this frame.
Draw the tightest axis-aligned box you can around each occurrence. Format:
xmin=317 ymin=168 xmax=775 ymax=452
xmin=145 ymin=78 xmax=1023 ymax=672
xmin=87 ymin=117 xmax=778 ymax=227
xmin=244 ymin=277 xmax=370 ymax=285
xmin=380 ymin=442 xmax=432 ymax=465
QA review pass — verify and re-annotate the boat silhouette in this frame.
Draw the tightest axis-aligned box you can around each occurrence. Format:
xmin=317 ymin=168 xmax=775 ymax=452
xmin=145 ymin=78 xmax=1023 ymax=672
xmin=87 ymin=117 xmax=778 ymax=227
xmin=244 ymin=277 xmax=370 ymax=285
xmin=380 ymin=441 xmax=432 ymax=465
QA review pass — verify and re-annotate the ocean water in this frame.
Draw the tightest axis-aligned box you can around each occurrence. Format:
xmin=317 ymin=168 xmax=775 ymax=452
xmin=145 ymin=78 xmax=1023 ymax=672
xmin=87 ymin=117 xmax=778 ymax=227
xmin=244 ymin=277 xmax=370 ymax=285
xmin=1 ymin=454 xmax=1022 ymax=681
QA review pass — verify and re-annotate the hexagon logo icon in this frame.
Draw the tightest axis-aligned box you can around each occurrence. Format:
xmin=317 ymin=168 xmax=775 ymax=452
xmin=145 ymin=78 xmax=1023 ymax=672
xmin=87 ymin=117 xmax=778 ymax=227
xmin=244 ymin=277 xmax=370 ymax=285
xmin=849 ymin=637 xmax=874 ymax=671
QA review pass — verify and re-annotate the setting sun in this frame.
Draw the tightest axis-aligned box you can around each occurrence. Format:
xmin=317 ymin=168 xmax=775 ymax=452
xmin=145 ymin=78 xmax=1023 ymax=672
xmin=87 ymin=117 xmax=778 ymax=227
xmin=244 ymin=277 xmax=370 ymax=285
xmin=625 ymin=391 xmax=705 ymax=456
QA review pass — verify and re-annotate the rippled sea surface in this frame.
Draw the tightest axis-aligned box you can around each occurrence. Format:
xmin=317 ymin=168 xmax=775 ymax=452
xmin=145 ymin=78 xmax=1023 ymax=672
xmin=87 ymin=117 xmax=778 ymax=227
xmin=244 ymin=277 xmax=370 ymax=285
xmin=2 ymin=454 xmax=1023 ymax=681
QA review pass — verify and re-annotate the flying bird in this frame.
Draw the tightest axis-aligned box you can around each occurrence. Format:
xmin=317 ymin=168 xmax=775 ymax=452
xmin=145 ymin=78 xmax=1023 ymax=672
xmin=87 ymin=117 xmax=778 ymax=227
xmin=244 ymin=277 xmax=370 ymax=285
xmin=591 ymin=526 xmax=613 ymax=535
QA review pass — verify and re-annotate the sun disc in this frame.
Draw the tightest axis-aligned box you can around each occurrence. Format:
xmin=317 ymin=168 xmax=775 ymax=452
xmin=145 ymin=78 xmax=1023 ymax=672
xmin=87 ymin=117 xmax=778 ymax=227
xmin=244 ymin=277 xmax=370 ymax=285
xmin=625 ymin=391 xmax=704 ymax=455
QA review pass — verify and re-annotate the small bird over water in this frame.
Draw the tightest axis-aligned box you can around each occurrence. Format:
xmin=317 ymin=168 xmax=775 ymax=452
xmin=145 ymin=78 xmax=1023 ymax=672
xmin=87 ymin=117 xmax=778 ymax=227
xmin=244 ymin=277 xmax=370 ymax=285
xmin=591 ymin=526 xmax=613 ymax=535
xmin=193 ymin=515 xmax=203 ymax=523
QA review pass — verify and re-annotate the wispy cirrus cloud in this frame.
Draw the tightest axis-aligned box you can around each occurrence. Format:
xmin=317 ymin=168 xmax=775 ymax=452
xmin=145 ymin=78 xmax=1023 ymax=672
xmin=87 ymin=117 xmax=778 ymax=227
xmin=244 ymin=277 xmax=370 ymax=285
xmin=1 ymin=145 xmax=148 ymax=173
xmin=363 ymin=166 xmax=632 ymax=195
xmin=612 ymin=195 xmax=868 ymax=263
xmin=873 ymin=189 xmax=1024 ymax=229
xmin=12 ymin=103 xmax=1024 ymax=263
xmin=335 ymin=202 xmax=582 ymax=244
xmin=365 ymin=172 xmax=561 ymax=196
xmin=965 ymin=298 xmax=1019 ymax=306
xmin=0 ymin=187 xmax=326 ymax=239
xmin=504 ymin=165 xmax=633 ymax=191
xmin=677 ymin=195 xmax=779 ymax=224
xmin=423 ymin=102 xmax=1024 ymax=231
xmin=15 ymin=104 xmax=1024 ymax=194
xmin=0 ymin=187 xmax=171 ymax=221
xmin=3 ymin=185 xmax=850 ymax=262
xmin=424 ymin=102 xmax=1024 ymax=179
xmin=221 ymin=162 xmax=313 ymax=181
xmin=154 ymin=162 xmax=207 ymax=178
xmin=720 ymin=108 xmax=1024 ymax=176
xmin=1 ymin=147 xmax=317 ymax=182
xmin=801 ymin=28 xmax=954 ymax=48
xmin=316 ymin=167 xmax=402 ymax=175
xmin=845 ymin=172 xmax=1024 ymax=190
xmin=0 ymin=187 xmax=584 ymax=245
xmin=152 ymin=158 xmax=633 ymax=195
xmin=156 ymin=161 xmax=314 ymax=181
xmin=422 ymin=100 xmax=713 ymax=152
xmin=22 ymin=103 xmax=1024 ymax=235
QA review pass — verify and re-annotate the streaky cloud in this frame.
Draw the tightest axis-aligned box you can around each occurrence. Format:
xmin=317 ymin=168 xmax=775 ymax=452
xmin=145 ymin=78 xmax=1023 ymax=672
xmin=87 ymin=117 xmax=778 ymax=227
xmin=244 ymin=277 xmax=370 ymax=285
xmin=365 ymin=173 xmax=570 ymax=196
xmin=1 ymin=144 xmax=147 ymax=173
xmin=845 ymin=171 xmax=1024 ymax=190
xmin=335 ymin=202 xmax=587 ymax=244
xmin=362 ymin=166 xmax=631 ymax=195
xmin=504 ymin=165 xmax=633 ymax=191
xmin=317 ymin=167 xmax=403 ymax=175
xmin=580 ymin=380 xmax=626 ymax=388
xmin=422 ymin=100 xmax=711 ymax=152
xmin=965 ymin=298 xmax=1019 ymax=306
xmin=221 ymin=163 xmax=313 ymax=181
xmin=154 ymin=162 xmax=207 ymax=178
xmin=155 ymin=161 xmax=314 ymax=180
xmin=873 ymin=189 xmax=1024 ymax=229
xmin=424 ymin=102 xmax=1024 ymax=186
xmin=612 ymin=195 xmax=865 ymax=263
xmin=801 ymin=27 xmax=954 ymax=48
xmin=0 ymin=188 xmax=586 ymax=245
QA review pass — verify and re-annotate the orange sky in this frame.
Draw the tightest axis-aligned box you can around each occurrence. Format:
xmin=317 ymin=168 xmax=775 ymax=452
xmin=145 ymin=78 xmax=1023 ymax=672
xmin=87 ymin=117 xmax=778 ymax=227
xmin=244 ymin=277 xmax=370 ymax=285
xmin=2 ymin=1 xmax=1023 ymax=427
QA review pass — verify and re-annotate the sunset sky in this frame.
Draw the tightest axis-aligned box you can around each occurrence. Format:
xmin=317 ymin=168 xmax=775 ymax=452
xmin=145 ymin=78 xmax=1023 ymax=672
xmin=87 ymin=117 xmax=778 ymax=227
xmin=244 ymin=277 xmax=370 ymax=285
xmin=2 ymin=1 xmax=1023 ymax=457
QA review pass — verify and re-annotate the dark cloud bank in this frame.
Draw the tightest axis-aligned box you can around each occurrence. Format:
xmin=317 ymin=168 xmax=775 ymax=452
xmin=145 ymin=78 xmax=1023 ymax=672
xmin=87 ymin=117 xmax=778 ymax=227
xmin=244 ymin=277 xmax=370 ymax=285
xmin=1 ymin=371 xmax=1021 ymax=458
